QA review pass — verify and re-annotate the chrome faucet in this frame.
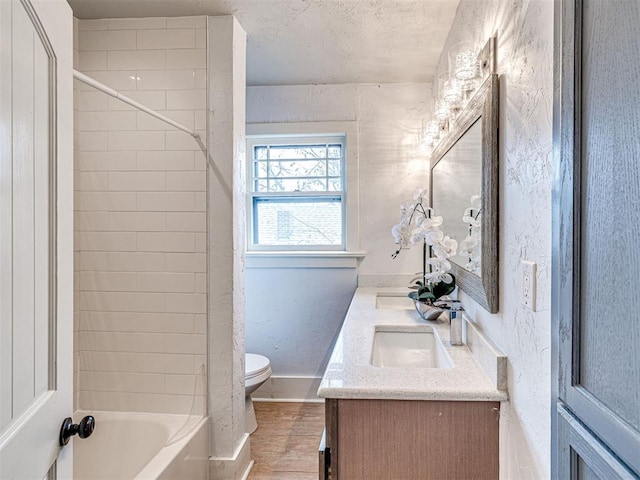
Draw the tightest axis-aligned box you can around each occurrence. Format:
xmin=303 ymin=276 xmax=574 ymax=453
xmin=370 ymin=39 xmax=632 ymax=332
xmin=434 ymin=300 xmax=464 ymax=346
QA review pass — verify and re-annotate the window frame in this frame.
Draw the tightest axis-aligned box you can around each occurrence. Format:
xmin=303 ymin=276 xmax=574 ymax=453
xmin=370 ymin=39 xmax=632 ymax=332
xmin=245 ymin=122 xmax=360 ymax=255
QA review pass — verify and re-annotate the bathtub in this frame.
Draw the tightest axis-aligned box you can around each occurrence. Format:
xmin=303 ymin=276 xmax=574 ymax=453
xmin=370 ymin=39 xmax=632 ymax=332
xmin=73 ymin=411 xmax=208 ymax=480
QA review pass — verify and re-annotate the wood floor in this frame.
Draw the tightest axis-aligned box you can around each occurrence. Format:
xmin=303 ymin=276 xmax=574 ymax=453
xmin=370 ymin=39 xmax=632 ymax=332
xmin=248 ymin=402 xmax=324 ymax=480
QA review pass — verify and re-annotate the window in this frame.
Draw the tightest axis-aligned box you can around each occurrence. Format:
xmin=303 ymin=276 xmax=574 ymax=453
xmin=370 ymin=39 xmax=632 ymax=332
xmin=247 ymin=135 xmax=347 ymax=250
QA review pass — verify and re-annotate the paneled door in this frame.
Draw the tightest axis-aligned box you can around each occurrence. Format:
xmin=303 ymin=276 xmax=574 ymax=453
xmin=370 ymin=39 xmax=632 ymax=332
xmin=553 ymin=0 xmax=640 ymax=478
xmin=0 ymin=0 xmax=74 ymax=478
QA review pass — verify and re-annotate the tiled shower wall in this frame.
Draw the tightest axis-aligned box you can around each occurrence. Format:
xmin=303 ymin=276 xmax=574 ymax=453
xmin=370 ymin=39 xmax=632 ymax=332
xmin=73 ymin=16 xmax=207 ymax=414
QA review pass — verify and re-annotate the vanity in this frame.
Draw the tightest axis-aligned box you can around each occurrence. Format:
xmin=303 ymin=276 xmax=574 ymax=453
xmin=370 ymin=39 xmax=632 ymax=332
xmin=317 ymin=288 xmax=507 ymax=480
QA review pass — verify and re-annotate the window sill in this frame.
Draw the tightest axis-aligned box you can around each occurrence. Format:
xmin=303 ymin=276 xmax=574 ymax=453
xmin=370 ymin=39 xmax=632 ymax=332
xmin=245 ymin=250 xmax=366 ymax=269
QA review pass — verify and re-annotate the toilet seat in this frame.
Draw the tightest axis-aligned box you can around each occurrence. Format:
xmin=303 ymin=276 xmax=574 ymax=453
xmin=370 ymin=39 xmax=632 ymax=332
xmin=246 ymin=353 xmax=270 ymax=380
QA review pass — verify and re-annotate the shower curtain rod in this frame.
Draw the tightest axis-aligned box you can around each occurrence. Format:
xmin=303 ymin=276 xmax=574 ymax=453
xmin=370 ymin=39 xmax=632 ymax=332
xmin=73 ymin=69 xmax=200 ymax=139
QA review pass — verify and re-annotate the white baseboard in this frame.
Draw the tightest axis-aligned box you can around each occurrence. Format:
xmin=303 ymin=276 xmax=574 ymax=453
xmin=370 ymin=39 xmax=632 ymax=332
xmin=209 ymin=433 xmax=252 ymax=480
xmin=251 ymin=375 xmax=324 ymax=402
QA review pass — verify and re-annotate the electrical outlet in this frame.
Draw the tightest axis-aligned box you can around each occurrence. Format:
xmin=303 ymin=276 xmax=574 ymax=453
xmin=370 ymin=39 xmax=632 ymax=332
xmin=521 ymin=260 xmax=537 ymax=311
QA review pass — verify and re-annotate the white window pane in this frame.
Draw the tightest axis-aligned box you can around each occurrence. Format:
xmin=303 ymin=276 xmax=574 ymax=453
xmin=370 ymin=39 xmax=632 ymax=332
xmin=328 ymin=159 xmax=341 ymax=176
xmin=268 ymin=159 xmax=327 ymax=178
xmin=255 ymin=179 xmax=268 ymax=192
xmin=268 ymin=178 xmax=328 ymax=192
xmin=254 ymin=197 xmax=342 ymax=246
xmin=254 ymin=146 xmax=268 ymax=160
xmin=328 ymin=178 xmax=342 ymax=191
xmin=269 ymin=145 xmax=327 ymax=160
xmin=254 ymin=161 xmax=268 ymax=177
xmin=328 ymin=145 xmax=342 ymax=158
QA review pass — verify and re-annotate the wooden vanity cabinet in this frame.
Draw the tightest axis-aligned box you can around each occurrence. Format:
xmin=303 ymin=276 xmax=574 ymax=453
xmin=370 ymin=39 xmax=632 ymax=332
xmin=321 ymin=398 xmax=500 ymax=480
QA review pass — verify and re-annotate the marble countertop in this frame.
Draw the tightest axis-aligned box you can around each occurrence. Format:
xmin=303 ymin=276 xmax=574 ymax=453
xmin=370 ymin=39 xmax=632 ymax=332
xmin=317 ymin=287 xmax=508 ymax=401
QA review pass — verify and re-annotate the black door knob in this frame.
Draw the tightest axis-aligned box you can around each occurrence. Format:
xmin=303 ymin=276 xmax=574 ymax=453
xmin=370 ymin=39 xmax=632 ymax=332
xmin=59 ymin=415 xmax=95 ymax=446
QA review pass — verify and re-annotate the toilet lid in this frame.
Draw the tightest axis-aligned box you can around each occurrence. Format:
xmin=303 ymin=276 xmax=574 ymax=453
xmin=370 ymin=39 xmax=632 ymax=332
xmin=246 ymin=353 xmax=270 ymax=379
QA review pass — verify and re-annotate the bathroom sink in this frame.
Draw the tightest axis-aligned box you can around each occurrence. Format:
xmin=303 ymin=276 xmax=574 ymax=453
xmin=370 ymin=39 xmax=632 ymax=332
xmin=375 ymin=293 xmax=414 ymax=310
xmin=370 ymin=327 xmax=453 ymax=369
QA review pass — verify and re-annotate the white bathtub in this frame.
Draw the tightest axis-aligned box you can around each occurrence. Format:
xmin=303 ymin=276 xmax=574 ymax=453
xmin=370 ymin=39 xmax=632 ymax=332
xmin=73 ymin=411 xmax=208 ymax=480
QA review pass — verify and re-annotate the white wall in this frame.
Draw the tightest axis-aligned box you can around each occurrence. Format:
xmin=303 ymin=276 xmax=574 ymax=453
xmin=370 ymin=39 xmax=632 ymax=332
xmin=246 ymin=83 xmax=431 ymax=389
xmin=434 ymin=1 xmax=554 ymax=478
xmin=73 ymin=16 xmax=207 ymax=414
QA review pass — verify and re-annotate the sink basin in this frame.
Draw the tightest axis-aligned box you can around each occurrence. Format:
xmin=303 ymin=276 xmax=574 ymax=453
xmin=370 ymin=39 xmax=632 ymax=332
xmin=375 ymin=293 xmax=414 ymax=310
xmin=370 ymin=327 xmax=453 ymax=368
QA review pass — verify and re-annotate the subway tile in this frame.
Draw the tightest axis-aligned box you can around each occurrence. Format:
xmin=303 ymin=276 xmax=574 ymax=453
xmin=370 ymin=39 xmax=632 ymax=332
xmin=78 ymin=50 xmax=108 ymax=71
xmin=195 ymin=28 xmax=206 ymax=48
xmin=165 ymin=49 xmax=206 ymax=69
xmin=77 ymin=252 xmax=109 ymax=271
xmin=76 ymin=131 xmax=108 ymax=152
xmin=108 ymin=18 xmax=166 ymax=30
xmin=137 ymin=151 xmax=194 ymax=171
xmin=108 ymin=292 xmax=166 ymax=312
xmin=165 ymin=129 xmax=205 ymax=151
xmin=165 ymin=293 xmax=206 ymax=314
xmin=136 ymin=272 xmax=195 ymax=293
xmin=136 ymin=232 xmax=195 ymax=253
xmin=108 ymin=131 xmax=166 ymax=151
xmin=108 ymin=171 xmax=166 ymax=191
xmin=166 ymin=212 xmax=206 ymax=232
xmin=137 ymin=192 xmax=195 ymax=211
xmin=194 ymin=233 xmax=206 ymax=252
xmin=77 ymin=111 xmax=137 ymax=131
xmin=77 ymin=172 xmax=109 ymax=191
xmin=194 ymin=274 xmax=206 ymax=294
xmin=79 ymin=351 xmax=195 ymax=374
xmin=79 ymin=311 xmax=195 ymax=335
xmin=166 ymin=171 xmax=206 ymax=191
xmin=75 ymin=211 xmax=110 ymax=231
xmin=76 ymin=192 xmax=137 ymax=212
xmin=78 ymin=391 xmax=204 ymax=415
xmin=78 ymin=19 xmax=108 ymax=31
xmin=78 ymin=291 xmax=110 ymax=311
xmin=166 ymin=253 xmax=206 ymax=273
xmin=166 ymin=89 xmax=205 ymax=110
xmin=107 ymin=252 xmax=166 ymax=272
xmin=136 ymin=69 xmax=196 ymax=90
xmin=165 ymin=374 xmax=198 ymax=395
xmin=194 ymin=109 xmax=206 ymax=129
xmin=77 ymin=331 xmax=164 ymax=353
xmin=137 ymin=29 xmax=195 ymax=50
xmin=109 ymin=212 xmax=166 ymax=232
xmin=108 ymin=50 xmax=165 ymax=70
xmin=164 ymin=333 xmax=206 ymax=354
xmin=194 ymin=150 xmax=207 ymax=170
xmin=136 ymin=110 xmax=194 ymax=131
xmin=166 ymin=16 xmax=206 ymax=28
xmin=194 ymin=192 xmax=206 ymax=211
xmin=77 ymin=70 xmax=137 ymax=91
xmin=194 ymin=314 xmax=206 ymax=334
xmin=79 ymin=271 xmax=137 ymax=291
xmin=78 ymin=151 xmax=137 ymax=171
xmin=77 ymin=232 xmax=138 ymax=252
xmin=108 ymin=90 xmax=166 ymax=111
xmin=79 ymin=29 xmax=137 ymax=51
xmin=76 ymin=90 xmax=109 ymax=111
xmin=79 ymin=370 xmax=165 ymax=394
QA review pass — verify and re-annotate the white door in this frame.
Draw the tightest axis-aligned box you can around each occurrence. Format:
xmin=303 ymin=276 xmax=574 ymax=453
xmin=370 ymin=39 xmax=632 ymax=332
xmin=0 ymin=0 xmax=74 ymax=478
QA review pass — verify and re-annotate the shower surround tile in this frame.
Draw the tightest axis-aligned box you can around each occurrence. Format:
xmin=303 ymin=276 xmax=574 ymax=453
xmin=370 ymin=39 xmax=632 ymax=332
xmin=74 ymin=16 xmax=207 ymax=415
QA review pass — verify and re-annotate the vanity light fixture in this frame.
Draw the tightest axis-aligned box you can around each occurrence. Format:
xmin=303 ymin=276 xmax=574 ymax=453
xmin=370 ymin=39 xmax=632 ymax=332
xmin=421 ymin=37 xmax=496 ymax=154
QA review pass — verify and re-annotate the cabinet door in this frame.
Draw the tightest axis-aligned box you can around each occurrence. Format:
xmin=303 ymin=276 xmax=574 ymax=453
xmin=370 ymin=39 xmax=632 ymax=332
xmin=554 ymin=0 xmax=640 ymax=476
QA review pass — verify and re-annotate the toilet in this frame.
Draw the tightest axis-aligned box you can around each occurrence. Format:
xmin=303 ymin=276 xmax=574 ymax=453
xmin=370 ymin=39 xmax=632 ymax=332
xmin=245 ymin=353 xmax=272 ymax=434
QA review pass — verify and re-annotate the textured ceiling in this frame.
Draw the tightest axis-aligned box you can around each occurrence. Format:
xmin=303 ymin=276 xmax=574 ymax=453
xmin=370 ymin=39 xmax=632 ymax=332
xmin=67 ymin=0 xmax=460 ymax=86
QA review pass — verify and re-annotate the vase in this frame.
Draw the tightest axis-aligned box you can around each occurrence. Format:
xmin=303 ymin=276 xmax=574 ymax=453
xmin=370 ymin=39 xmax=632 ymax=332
xmin=413 ymin=300 xmax=444 ymax=321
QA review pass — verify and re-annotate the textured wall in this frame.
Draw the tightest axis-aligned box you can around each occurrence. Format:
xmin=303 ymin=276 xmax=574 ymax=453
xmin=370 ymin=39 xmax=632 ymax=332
xmin=246 ymin=83 xmax=431 ymax=381
xmin=73 ymin=16 xmax=207 ymax=414
xmin=434 ymin=0 xmax=554 ymax=477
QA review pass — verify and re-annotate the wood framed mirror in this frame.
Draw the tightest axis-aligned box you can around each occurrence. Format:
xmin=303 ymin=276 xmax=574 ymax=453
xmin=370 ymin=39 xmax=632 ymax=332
xmin=430 ymin=73 xmax=499 ymax=313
